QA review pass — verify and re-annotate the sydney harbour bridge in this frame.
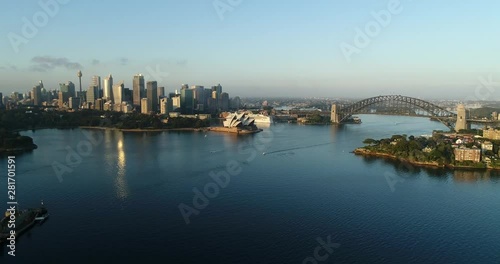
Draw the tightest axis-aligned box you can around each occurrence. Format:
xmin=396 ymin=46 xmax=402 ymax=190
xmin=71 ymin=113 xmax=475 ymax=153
xmin=330 ymin=95 xmax=465 ymax=131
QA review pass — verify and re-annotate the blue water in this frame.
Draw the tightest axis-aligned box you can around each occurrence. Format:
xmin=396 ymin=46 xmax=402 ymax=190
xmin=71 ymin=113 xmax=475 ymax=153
xmin=1 ymin=115 xmax=499 ymax=263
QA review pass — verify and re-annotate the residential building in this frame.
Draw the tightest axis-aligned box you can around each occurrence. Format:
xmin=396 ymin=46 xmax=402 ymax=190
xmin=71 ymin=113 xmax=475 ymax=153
xmin=454 ymin=146 xmax=481 ymax=163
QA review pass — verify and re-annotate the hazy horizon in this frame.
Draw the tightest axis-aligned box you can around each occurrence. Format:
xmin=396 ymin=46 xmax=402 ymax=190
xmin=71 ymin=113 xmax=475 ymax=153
xmin=1 ymin=0 xmax=499 ymax=100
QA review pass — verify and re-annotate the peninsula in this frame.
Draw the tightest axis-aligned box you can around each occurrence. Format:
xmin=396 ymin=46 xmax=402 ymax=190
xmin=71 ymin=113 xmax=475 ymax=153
xmin=354 ymin=132 xmax=500 ymax=170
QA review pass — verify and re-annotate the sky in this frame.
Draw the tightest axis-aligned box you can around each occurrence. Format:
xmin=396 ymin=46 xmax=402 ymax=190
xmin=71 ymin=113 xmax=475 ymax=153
xmin=1 ymin=0 xmax=500 ymax=99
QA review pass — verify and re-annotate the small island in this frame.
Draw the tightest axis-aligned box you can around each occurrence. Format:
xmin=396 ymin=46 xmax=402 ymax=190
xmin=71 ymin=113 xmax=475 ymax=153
xmin=354 ymin=131 xmax=500 ymax=170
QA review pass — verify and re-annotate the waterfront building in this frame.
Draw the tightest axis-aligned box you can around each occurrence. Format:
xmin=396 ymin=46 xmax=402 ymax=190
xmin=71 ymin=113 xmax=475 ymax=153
xmin=133 ymin=74 xmax=145 ymax=108
xmin=147 ymin=81 xmax=158 ymax=113
xmin=223 ymin=113 xmax=256 ymax=129
xmin=103 ymin=74 xmax=113 ymax=102
xmin=454 ymin=146 xmax=481 ymax=163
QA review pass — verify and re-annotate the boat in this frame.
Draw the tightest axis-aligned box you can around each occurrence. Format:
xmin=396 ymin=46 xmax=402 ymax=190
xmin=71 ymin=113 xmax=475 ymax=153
xmin=0 ymin=201 xmax=48 ymax=244
xmin=246 ymin=114 xmax=273 ymax=124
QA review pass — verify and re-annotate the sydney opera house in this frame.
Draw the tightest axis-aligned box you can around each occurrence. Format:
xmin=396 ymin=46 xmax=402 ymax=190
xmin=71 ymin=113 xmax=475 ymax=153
xmin=208 ymin=113 xmax=262 ymax=134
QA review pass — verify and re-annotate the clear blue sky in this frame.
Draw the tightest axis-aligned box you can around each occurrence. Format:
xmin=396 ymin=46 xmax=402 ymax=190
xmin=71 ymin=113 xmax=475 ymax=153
xmin=1 ymin=0 xmax=499 ymax=99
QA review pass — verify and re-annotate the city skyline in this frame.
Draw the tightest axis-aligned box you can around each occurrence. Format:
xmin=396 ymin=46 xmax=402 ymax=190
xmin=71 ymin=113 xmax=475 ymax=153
xmin=1 ymin=1 xmax=500 ymax=99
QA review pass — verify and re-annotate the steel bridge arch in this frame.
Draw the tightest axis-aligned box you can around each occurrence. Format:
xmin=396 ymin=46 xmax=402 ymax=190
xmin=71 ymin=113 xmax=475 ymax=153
xmin=336 ymin=95 xmax=457 ymax=129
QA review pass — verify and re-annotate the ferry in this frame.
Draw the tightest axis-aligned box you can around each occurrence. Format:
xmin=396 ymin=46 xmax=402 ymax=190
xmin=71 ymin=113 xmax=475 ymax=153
xmin=0 ymin=201 xmax=48 ymax=244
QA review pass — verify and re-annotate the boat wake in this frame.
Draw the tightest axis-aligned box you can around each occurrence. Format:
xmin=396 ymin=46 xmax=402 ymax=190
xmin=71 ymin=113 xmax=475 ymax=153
xmin=263 ymin=142 xmax=334 ymax=155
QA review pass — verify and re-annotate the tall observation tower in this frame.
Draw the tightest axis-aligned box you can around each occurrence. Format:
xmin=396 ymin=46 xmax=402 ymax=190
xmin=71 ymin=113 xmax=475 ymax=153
xmin=77 ymin=70 xmax=83 ymax=105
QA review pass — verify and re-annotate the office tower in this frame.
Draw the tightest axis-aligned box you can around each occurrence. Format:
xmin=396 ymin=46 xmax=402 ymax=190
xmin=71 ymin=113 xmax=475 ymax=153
xmin=103 ymin=74 xmax=113 ymax=101
xmin=160 ymin=97 xmax=173 ymax=115
xmin=141 ymin=98 xmax=149 ymax=114
xmin=231 ymin=96 xmax=241 ymax=109
xmin=87 ymin=85 xmax=99 ymax=107
xmin=95 ymin=98 xmax=104 ymax=111
xmin=68 ymin=97 xmax=79 ymax=110
xmin=211 ymin=84 xmax=222 ymax=96
xmin=181 ymin=84 xmax=189 ymax=90
xmin=133 ymin=74 xmax=145 ymax=107
xmin=220 ymin=92 xmax=229 ymax=111
xmin=77 ymin=70 xmax=83 ymax=103
xmin=0 ymin=92 xmax=3 ymax=108
xmin=123 ymin=88 xmax=132 ymax=103
xmin=59 ymin=81 xmax=76 ymax=98
xmin=191 ymin=86 xmax=205 ymax=111
xmin=455 ymin=104 xmax=468 ymax=132
xmin=113 ymin=81 xmax=124 ymax=105
xmin=157 ymin=87 xmax=165 ymax=101
xmin=147 ymin=81 xmax=158 ymax=113
xmin=32 ymin=83 xmax=42 ymax=106
xmin=91 ymin=76 xmax=102 ymax=97
xmin=181 ymin=88 xmax=194 ymax=114
xmin=172 ymin=95 xmax=181 ymax=111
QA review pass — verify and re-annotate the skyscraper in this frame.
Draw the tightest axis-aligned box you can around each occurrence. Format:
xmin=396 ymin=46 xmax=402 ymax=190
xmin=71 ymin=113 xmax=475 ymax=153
xmin=91 ymin=75 xmax=102 ymax=97
xmin=87 ymin=85 xmax=99 ymax=107
xmin=219 ymin=92 xmax=229 ymax=111
xmin=133 ymin=74 xmax=145 ymax=107
xmin=32 ymin=82 xmax=42 ymax=106
xmin=141 ymin=98 xmax=150 ymax=114
xmin=160 ymin=97 xmax=173 ymax=115
xmin=181 ymin=88 xmax=194 ymax=114
xmin=192 ymin=85 xmax=205 ymax=112
xmin=103 ymin=74 xmax=113 ymax=102
xmin=59 ymin=81 xmax=75 ymax=103
xmin=147 ymin=81 xmax=158 ymax=113
xmin=113 ymin=81 xmax=124 ymax=105
xmin=157 ymin=86 xmax=165 ymax=100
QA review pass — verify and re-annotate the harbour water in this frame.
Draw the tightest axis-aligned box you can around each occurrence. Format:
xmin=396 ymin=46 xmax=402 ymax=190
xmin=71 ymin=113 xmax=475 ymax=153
xmin=1 ymin=115 xmax=499 ymax=263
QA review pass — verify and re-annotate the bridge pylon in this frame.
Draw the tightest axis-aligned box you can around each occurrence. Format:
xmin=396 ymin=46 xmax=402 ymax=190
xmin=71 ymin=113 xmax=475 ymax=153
xmin=331 ymin=104 xmax=340 ymax=124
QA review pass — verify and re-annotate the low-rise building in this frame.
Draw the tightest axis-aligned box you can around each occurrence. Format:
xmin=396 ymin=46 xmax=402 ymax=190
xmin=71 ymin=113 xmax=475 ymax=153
xmin=454 ymin=146 xmax=481 ymax=163
xmin=482 ymin=128 xmax=500 ymax=140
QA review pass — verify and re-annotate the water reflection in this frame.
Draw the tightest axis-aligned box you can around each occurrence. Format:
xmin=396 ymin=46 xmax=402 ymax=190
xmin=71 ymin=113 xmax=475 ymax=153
xmin=454 ymin=170 xmax=500 ymax=183
xmin=103 ymin=130 xmax=129 ymax=200
xmin=115 ymin=134 xmax=128 ymax=200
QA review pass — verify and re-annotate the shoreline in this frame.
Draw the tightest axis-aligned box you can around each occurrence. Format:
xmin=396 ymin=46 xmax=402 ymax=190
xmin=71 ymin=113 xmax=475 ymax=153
xmin=353 ymin=148 xmax=500 ymax=171
xmin=79 ymin=126 xmax=208 ymax=132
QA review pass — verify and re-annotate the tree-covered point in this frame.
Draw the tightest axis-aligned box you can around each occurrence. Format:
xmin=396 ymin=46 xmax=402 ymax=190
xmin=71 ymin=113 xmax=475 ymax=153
xmin=0 ymin=128 xmax=37 ymax=153
xmin=0 ymin=108 xmax=210 ymax=131
xmin=361 ymin=134 xmax=455 ymax=165
xmin=305 ymin=112 xmax=330 ymax=124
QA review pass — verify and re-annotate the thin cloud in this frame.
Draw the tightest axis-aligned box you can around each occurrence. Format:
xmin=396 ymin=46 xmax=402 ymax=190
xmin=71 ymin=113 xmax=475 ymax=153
xmin=30 ymin=56 xmax=83 ymax=72
xmin=92 ymin=59 xmax=100 ymax=66
xmin=119 ymin=57 xmax=128 ymax=66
